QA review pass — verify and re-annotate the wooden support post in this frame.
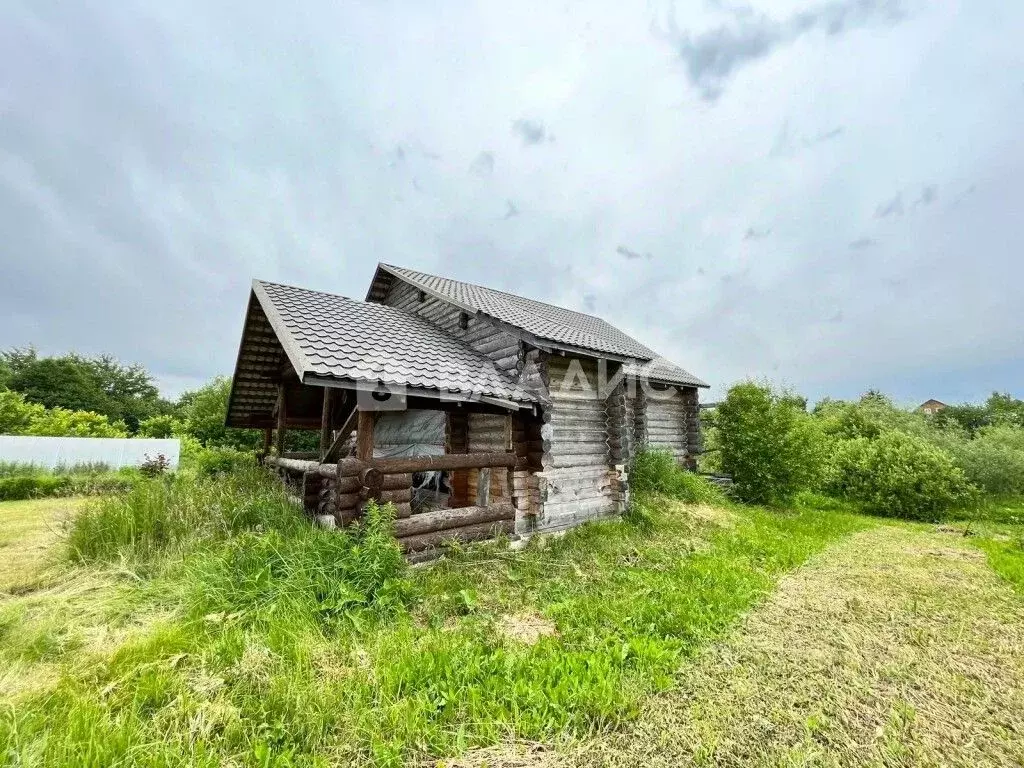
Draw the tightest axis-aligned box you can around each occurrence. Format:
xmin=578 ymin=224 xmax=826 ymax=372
xmin=356 ymin=410 xmax=375 ymax=461
xmin=275 ymin=386 xmax=287 ymax=457
xmin=477 ymin=467 xmax=491 ymax=507
xmin=319 ymin=388 xmax=334 ymax=458
xmin=261 ymin=428 xmax=272 ymax=462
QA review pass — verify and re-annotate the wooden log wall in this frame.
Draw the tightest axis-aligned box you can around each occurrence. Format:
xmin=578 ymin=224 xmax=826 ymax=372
xmin=384 ymin=280 xmax=524 ymax=378
xmin=605 ymin=374 xmax=631 ymax=514
xmin=467 ymin=413 xmax=510 ymax=505
xmin=682 ymin=386 xmax=702 ymax=469
xmin=536 ymin=356 xmax=618 ymax=532
xmin=645 ymin=385 xmax=701 ymax=467
xmin=511 ymin=411 xmax=542 ymax=531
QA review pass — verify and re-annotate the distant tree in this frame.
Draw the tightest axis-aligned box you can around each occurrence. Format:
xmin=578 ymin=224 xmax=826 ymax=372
xmin=88 ymin=354 xmax=168 ymax=431
xmin=986 ymin=392 xmax=1024 ymax=428
xmin=138 ymin=414 xmax=185 ymax=439
xmin=178 ymin=377 xmax=260 ymax=450
xmin=25 ymin=407 xmax=128 ymax=438
xmin=9 ymin=356 xmax=110 ymax=414
xmin=2 ymin=349 xmax=170 ymax=432
xmin=933 ymin=403 xmax=990 ymax=435
xmin=0 ymin=390 xmax=45 ymax=435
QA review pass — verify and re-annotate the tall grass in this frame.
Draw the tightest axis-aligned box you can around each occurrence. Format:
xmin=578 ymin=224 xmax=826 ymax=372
xmin=630 ymin=449 xmax=731 ymax=506
xmin=1 ymin=463 xmax=865 ymax=766
xmin=66 ymin=466 xmax=301 ymax=562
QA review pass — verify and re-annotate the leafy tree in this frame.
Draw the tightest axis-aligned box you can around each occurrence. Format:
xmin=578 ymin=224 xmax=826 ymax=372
xmin=24 ymin=407 xmax=128 ymax=438
xmin=2 ymin=348 xmax=170 ymax=432
xmin=933 ymin=403 xmax=991 ymax=434
xmin=8 ymin=357 xmax=110 ymax=414
xmin=138 ymin=414 xmax=186 ymax=439
xmin=178 ymin=377 xmax=260 ymax=450
xmin=716 ymin=382 xmax=827 ymax=504
xmin=0 ymin=390 xmax=46 ymax=434
xmin=986 ymin=392 xmax=1024 ymax=427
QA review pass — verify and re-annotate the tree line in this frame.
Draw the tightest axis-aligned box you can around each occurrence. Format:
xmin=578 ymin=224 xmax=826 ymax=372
xmin=0 ymin=347 xmax=257 ymax=450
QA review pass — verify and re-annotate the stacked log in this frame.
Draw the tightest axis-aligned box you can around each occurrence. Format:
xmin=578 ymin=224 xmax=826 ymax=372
xmin=394 ymin=503 xmax=515 ymax=552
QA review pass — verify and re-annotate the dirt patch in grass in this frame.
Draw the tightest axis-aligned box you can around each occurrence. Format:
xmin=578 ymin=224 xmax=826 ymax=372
xmin=557 ymin=526 xmax=1024 ymax=768
xmin=495 ymin=612 xmax=558 ymax=645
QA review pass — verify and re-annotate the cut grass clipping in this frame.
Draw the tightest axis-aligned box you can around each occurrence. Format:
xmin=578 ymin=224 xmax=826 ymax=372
xmin=0 ymin=465 xmax=864 ymax=767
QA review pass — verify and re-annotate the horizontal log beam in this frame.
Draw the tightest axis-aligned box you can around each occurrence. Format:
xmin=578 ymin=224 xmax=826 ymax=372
xmin=393 ymin=503 xmax=514 ymax=538
xmin=398 ymin=517 xmax=515 ymax=552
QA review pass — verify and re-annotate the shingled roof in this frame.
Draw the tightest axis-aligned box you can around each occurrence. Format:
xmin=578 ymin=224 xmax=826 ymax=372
xmin=226 ymin=280 xmax=536 ymax=426
xmin=368 ymin=263 xmax=707 ymax=388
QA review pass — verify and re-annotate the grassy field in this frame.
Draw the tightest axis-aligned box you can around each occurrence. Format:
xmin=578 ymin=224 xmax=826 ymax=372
xmin=1 ymin=484 xmax=1022 ymax=767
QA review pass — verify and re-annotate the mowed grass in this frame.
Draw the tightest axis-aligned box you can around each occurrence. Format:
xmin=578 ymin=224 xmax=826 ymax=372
xmin=0 ymin=473 xmax=866 ymax=767
xmin=559 ymin=524 xmax=1024 ymax=768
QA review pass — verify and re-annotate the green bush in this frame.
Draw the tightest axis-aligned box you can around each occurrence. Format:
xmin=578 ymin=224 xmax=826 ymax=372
xmin=66 ymin=467 xmax=299 ymax=563
xmin=940 ymin=425 xmax=1024 ymax=497
xmin=0 ymin=474 xmax=71 ymax=501
xmin=179 ymin=439 xmax=256 ymax=477
xmin=630 ymin=449 xmax=731 ymax=506
xmin=716 ymin=382 xmax=827 ymax=505
xmin=827 ymin=431 xmax=975 ymax=520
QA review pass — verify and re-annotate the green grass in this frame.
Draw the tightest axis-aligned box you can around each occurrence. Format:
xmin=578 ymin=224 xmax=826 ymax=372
xmin=0 ymin=467 xmax=867 ymax=767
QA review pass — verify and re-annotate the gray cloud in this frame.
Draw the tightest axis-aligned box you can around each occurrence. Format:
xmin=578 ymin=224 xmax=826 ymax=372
xmin=0 ymin=0 xmax=1021 ymax=408
xmin=770 ymin=121 xmax=845 ymax=157
xmin=511 ymin=119 xmax=551 ymax=146
xmin=616 ymin=245 xmax=653 ymax=260
xmin=744 ymin=226 xmax=772 ymax=241
xmin=503 ymin=200 xmax=519 ymax=219
xmin=665 ymin=0 xmax=905 ymax=101
xmin=875 ymin=192 xmax=905 ymax=219
xmin=469 ymin=151 xmax=495 ymax=176
xmin=849 ymin=237 xmax=877 ymax=249
xmin=582 ymin=293 xmax=597 ymax=313
xmin=913 ymin=184 xmax=938 ymax=208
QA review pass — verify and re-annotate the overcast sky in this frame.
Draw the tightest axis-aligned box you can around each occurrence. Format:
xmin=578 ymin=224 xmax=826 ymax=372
xmin=2 ymin=0 xmax=1021 ymax=404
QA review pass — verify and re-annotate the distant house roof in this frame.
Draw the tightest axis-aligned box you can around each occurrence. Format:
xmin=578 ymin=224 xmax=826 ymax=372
xmin=368 ymin=263 xmax=708 ymax=388
xmin=917 ymin=399 xmax=948 ymax=411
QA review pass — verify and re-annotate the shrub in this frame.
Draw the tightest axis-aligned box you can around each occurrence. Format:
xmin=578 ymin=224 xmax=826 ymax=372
xmin=827 ymin=431 xmax=975 ymax=519
xmin=630 ymin=449 xmax=731 ymax=506
xmin=716 ymin=382 xmax=827 ymax=504
xmin=179 ymin=440 xmax=256 ymax=477
xmin=0 ymin=474 xmax=71 ymax=501
xmin=940 ymin=425 xmax=1024 ymax=497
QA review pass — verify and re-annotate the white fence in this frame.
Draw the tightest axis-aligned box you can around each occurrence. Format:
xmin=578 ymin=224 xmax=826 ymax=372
xmin=0 ymin=436 xmax=180 ymax=470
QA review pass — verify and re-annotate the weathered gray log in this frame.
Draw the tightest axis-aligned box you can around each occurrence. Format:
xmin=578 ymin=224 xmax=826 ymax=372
xmin=476 ymin=467 xmax=491 ymax=506
xmin=398 ymin=518 xmax=515 ymax=552
xmin=393 ymin=503 xmax=514 ymax=538
xmin=265 ymin=456 xmax=322 ymax=474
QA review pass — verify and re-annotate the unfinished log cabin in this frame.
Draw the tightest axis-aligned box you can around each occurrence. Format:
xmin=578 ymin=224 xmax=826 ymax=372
xmin=226 ymin=264 xmax=707 ymax=552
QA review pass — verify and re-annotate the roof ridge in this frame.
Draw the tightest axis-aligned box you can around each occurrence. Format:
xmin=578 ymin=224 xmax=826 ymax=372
xmin=380 ymin=263 xmax=611 ymax=325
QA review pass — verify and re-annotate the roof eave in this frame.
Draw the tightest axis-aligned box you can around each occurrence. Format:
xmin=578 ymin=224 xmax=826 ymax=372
xmin=251 ymin=279 xmax=312 ymax=381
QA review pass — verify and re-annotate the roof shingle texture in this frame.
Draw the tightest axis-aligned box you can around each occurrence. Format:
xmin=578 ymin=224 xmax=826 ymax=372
xmin=379 ymin=264 xmax=708 ymax=387
xmin=254 ymin=280 xmax=536 ymax=403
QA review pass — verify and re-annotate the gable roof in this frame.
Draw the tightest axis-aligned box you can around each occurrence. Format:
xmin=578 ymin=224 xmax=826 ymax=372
xmin=368 ymin=263 xmax=708 ymax=387
xmin=231 ymin=281 xmax=536 ymax=419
